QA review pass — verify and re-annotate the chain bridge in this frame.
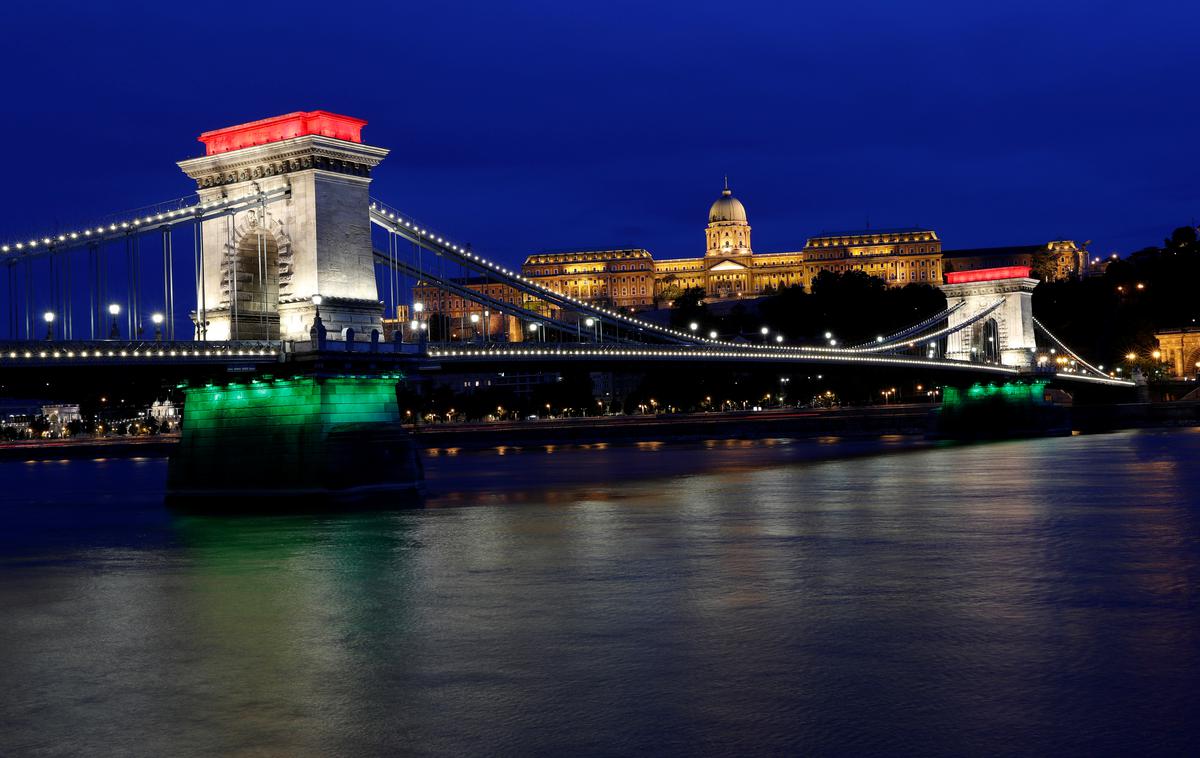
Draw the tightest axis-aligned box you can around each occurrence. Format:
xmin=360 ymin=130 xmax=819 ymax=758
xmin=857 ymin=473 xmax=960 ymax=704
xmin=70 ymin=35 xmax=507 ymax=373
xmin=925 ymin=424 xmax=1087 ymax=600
xmin=0 ymin=110 xmax=1129 ymax=391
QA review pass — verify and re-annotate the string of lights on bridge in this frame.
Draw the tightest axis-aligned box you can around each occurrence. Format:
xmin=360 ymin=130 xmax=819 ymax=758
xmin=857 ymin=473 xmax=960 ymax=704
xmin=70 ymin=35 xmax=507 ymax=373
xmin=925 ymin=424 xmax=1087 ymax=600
xmin=424 ymin=346 xmax=1130 ymax=385
xmin=0 ymin=189 xmax=285 ymax=257
xmin=0 ymin=346 xmax=276 ymax=361
xmin=424 ymin=345 xmax=1022 ymax=372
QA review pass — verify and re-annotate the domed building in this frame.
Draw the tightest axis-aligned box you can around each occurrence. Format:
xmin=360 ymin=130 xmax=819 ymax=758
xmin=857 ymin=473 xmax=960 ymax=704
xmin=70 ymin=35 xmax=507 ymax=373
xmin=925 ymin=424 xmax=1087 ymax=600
xmin=656 ymin=182 xmax=773 ymax=299
xmin=411 ymin=180 xmax=1086 ymax=344
xmin=706 ymin=182 xmax=751 ymax=257
xmin=506 ymin=180 xmax=1082 ymax=323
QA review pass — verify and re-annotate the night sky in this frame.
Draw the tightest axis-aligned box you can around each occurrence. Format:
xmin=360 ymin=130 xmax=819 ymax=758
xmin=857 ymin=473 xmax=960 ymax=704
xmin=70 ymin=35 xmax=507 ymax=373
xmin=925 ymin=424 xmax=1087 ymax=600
xmin=2 ymin=0 xmax=1197 ymax=268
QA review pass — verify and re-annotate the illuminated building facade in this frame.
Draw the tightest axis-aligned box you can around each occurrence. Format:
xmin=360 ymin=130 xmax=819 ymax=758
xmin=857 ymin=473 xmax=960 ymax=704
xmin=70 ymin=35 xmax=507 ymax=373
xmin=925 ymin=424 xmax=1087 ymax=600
xmin=522 ymin=248 xmax=656 ymax=309
xmin=519 ymin=183 xmax=1084 ymax=311
xmin=412 ymin=278 xmax=526 ymax=341
xmin=794 ymin=228 xmax=943 ymax=288
xmin=1154 ymin=328 xmax=1200 ymax=378
xmin=410 ymin=184 xmax=1089 ymax=330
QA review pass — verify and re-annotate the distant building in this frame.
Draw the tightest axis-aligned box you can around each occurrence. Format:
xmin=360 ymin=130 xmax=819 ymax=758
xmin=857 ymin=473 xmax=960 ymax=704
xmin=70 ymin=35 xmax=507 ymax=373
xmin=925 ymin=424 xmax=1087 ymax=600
xmin=149 ymin=400 xmax=179 ymax=426
xmin=412 ymin=278 xmax=527 ymax=342
xmin=42 ymin=404 xmax=81 ymax=436
xmin=795 ymin=228 xmax=943 ymax=288
xmin=415 ymin=184 xmax=1089 ymax=329
xmin=518 ymin=183 xmax=1086 ymax=311
xmin=523 ymin=248 xmax=657 ymax=309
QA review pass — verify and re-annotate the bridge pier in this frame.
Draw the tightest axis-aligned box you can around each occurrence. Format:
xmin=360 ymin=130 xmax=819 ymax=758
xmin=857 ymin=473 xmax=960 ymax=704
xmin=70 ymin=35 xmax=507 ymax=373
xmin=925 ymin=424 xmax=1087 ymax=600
xmin=167 ymin=374 xmax=422 ymax=508
xmin=934 ymin=379 xmax=1069 ymax=439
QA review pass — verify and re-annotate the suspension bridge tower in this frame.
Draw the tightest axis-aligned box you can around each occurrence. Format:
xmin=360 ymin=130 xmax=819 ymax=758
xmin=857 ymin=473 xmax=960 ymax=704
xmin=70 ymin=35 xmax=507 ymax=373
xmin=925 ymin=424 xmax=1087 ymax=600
xmin=177 ymin=110 xmax=389 ymax=341
xmin=941 ymin=265 xmax=1038 ymax=369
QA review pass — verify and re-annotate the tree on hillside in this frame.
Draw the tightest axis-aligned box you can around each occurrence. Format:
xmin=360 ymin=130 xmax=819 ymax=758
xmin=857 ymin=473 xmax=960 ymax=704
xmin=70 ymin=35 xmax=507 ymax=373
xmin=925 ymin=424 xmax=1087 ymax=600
xmin=655 ymin=274 xmax=682 ymax=308
xmin=668 ymin=287 xmax=709 ymax=330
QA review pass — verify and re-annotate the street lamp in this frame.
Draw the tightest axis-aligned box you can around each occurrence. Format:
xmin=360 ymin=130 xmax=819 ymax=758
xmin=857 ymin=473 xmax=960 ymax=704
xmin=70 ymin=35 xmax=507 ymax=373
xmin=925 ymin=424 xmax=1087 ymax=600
xmin=689 ymin=322 xmax=699 ymax=332
xmin=151 ymin=312 xmax=164 ymax=341
xmin=709 ymin=329 xmax=718 ymax=339
xmin=775 ymin=334 xmax=784 ymax=343
xmin=310 ymin=294 xmax=326 ymax=346
xmin=43 ymin=311 xmax=55 ymax=341
xmin=760 ymin=326 xmax=769 ymax=335
xmin=108 ymin=303 xmax=121 ymax=339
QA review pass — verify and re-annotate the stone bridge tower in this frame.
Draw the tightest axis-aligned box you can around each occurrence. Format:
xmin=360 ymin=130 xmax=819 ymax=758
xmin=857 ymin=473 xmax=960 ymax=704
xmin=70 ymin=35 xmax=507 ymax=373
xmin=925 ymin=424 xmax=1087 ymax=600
xmin=177 ymin=110 xmax=388 ymax=341
xmin=940 ymin=266 xmax=1038 ymax=369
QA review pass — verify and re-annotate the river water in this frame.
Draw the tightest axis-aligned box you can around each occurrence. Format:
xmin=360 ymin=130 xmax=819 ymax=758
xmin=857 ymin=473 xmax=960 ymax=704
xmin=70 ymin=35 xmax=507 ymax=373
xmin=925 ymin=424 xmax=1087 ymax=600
xmin=1 ymin=430 xmax=1198 ymax=756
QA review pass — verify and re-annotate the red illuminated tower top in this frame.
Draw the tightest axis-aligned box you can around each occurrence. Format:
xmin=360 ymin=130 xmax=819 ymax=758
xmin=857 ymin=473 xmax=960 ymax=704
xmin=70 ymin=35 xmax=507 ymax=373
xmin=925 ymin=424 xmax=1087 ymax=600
xmin=198 ymin=110 xmax=367 ymax=156
xmin=944 ymin=265 xmax=1031 ymax=284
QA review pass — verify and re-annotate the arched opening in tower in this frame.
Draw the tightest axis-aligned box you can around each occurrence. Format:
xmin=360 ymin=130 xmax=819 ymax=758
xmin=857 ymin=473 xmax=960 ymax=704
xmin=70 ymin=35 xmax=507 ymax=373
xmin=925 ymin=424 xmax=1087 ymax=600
xmin=980 ymin=318 xmax=1000 ymax=363
xmin=228 ymin=231 xmax=280 ymax=340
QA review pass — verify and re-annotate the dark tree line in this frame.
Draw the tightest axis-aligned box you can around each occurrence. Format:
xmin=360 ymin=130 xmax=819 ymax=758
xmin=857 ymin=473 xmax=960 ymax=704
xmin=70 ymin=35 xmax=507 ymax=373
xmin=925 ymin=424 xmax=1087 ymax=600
xmin=669 ymin=271 xmax=947 ymax=345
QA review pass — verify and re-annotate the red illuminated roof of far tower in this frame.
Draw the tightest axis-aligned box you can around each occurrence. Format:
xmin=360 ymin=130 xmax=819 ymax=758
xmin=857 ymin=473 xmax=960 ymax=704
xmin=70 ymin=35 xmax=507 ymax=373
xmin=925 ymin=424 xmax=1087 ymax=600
xmin=945 ymin=265 xmax=1032 ymax=284
xmin=198 ymin=110 xmax=367 ymax=155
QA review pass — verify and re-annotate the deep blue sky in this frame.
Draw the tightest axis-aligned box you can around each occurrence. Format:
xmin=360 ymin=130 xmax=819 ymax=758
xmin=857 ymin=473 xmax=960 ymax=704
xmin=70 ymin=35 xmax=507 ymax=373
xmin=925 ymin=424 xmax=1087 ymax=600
xmin=2 ymin=0 xmax=1197 ymax=267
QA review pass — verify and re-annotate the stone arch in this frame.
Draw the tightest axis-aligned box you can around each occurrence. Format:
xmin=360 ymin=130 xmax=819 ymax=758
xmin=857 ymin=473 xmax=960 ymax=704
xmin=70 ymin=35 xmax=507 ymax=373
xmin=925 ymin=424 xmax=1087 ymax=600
xmin=228 ymin=208 xmax=294 ymax=300
xmin=1186 ymin=346 xmax=1200 ymax=376
xmin=980 ymin=318 xmax=1000 ymax=363
xmin=223 ymin=210 xmax=287 ymax=340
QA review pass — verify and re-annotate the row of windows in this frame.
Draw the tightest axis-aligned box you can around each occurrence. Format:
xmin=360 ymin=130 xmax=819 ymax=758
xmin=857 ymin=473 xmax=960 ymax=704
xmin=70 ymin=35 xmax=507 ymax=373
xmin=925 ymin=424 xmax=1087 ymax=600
xmin=808 ymin=246 xmax=938 ymax=257
xmin=527 ymin=251 xmax=649 ymax=265
xmin=809 ymin=234 xmax=935 ymax=247
xmin=532 ymin=252 xmax=942 ymax=277
xmin=528 ymin=263 xmax=651 ymax=276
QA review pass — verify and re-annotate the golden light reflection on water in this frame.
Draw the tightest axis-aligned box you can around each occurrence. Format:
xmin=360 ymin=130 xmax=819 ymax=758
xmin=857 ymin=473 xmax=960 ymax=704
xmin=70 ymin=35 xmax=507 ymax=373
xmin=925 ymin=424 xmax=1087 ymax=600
xmin=633 ymin=440 xmax=664 ymax=451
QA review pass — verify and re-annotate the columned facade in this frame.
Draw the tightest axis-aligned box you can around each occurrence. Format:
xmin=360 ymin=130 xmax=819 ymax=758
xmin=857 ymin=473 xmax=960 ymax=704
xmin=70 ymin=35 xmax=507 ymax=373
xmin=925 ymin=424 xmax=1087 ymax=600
xmin=1155 ymin=328 xmax=1200 ymax=378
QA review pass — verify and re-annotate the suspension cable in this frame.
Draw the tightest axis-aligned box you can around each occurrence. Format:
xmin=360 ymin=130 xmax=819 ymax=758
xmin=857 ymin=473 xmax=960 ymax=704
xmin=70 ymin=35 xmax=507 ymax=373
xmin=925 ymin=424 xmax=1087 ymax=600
xmin=847 ymin=302 xmax=966 ymax=349
xmin=1032 ymin=317 xmax=1110 ymax=379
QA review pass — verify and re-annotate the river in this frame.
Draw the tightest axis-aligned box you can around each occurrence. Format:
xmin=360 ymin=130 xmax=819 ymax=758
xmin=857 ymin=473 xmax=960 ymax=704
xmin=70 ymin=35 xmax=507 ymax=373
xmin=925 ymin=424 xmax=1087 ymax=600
xmin=1 ymin=430 xmax=1198 ymax=756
